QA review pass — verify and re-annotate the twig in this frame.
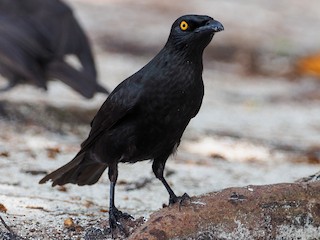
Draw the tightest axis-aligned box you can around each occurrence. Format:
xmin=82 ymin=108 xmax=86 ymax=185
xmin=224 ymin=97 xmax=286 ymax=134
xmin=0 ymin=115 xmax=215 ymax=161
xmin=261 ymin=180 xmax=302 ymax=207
xmin=0 ymin=215 xmax=13 ymax=234
xmin=125 ymin=177 xmax=153 ymax=191
xmin=0 ymin=215 xmax=25 ymax=240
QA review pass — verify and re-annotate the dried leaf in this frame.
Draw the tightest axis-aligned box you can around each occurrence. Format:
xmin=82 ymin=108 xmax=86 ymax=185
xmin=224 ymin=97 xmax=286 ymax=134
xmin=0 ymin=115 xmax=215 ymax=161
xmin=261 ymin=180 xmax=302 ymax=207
xmin=25 ymin=206 xmax=50 ymax=212
xmin=0 ymin=151 xmax=9 ymax=158
xmin=46 ymin=147 xmax=61 ymax=159
xmin=297 ymin=54 xmax=320 ymax=77
xmin=0 ymin=203 xmax=7 ymax=213
xmin=58 ymin=186 xmax=68 ymax=192
xmin=64 ymin=217 xmax=83 ymax=232
xmin=84 ymin=200 xmax=94 ymax=208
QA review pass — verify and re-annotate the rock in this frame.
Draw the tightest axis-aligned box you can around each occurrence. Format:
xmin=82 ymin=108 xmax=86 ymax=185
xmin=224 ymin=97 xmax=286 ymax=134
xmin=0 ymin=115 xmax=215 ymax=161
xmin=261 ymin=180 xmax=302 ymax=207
xmin=129 ymin=182 xmax=320 ymax=240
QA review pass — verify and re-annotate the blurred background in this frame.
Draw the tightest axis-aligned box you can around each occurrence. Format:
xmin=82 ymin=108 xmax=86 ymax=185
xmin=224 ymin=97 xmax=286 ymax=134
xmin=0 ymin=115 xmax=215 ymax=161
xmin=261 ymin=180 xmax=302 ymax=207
xmin=1 ymin=0 xmax=320 ymax=238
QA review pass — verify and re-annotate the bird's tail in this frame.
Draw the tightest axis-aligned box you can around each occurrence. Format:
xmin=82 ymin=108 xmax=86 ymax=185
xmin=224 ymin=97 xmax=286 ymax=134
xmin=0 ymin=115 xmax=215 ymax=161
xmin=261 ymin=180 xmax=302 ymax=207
xmin=39 ymin=151 xmax=107 ymax=186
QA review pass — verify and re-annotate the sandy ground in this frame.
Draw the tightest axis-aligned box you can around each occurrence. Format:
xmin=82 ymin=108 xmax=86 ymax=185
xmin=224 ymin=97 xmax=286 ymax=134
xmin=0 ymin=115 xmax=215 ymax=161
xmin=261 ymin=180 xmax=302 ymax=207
xmin=1 ymin=0 xmax=320 ymax=239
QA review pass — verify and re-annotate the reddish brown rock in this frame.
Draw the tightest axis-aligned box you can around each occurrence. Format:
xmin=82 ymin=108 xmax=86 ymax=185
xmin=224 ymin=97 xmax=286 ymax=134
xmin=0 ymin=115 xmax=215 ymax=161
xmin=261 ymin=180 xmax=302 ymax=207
xmin=129 ymin=182 xmax=320 ymax=239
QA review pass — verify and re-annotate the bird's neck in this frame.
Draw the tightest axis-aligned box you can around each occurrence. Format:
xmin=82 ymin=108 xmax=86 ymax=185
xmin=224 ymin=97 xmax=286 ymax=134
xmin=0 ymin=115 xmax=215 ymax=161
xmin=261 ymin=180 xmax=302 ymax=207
xmin=162 ymin=44 xmax=204 ymax=71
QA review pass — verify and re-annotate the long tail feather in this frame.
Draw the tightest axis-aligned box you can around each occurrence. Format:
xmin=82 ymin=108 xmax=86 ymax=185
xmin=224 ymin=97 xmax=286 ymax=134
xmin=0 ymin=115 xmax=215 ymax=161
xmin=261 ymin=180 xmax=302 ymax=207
xmin=39 ymin=152 xmax=107 ymax=186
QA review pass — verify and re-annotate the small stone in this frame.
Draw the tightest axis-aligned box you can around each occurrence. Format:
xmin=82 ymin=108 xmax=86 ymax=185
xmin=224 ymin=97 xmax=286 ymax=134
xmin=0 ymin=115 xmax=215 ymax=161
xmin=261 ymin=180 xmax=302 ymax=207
xmin=64 ymin=218 xmax=75 ymax=229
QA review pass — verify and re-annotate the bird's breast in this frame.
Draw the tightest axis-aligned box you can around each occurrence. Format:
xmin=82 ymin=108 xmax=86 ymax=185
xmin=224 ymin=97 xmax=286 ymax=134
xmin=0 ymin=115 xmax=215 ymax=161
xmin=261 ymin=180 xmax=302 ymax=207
xmin=141 ymin=74 xmax=203 ymax=128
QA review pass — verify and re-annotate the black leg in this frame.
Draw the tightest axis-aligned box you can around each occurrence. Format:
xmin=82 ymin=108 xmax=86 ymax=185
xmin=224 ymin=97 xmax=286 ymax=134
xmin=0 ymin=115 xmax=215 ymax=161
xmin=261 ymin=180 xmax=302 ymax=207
xmin=159 ymin=174 xmax=178 ymax=204
xmin=107 ymin=163 xmax=133 ymax=238
xmin=152 ymin=158 xmax=190 ymax=206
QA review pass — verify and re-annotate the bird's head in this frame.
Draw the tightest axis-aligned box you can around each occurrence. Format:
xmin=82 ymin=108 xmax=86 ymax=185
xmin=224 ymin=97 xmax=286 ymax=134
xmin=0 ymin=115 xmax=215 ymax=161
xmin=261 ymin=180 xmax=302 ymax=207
xmin=166 ymin=14 xmax=224 ymax=55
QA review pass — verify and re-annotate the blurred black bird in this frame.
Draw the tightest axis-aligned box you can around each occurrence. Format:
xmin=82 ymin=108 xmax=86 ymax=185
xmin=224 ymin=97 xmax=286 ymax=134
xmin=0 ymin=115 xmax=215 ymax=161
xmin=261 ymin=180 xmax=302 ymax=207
xmin=0 ymin=0 xmax=108 ymax=98
xmin=40 ymin=14 xmax=223 ymax=235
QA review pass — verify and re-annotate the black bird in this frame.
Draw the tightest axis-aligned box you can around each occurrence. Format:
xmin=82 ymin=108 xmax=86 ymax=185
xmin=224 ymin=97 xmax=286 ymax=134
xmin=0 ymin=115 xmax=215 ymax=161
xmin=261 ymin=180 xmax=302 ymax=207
xmin=0 ymin=0 xmax=108 ymax=98
xmin=40 ymin=14 xmax=224 ymax=234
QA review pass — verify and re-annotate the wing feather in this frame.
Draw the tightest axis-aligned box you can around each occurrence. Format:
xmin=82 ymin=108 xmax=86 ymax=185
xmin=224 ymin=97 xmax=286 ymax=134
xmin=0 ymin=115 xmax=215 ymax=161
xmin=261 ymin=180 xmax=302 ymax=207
xmin=80 ymin=76 xmax=143 ymax=151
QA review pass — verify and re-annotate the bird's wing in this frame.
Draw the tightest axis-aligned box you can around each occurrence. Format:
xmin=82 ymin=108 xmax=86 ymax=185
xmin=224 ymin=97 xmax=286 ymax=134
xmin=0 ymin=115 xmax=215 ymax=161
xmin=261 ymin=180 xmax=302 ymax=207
xmin=80 ymin=76 xmax=143 ymax=151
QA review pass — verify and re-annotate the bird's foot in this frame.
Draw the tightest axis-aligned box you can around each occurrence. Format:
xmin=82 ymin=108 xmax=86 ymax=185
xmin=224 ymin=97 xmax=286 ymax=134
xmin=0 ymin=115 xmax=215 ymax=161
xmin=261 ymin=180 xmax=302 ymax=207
xmin=168 ymin=193 xmax=191 ymax=210
xmin=108 ymin=207 xmax=134 ymax=238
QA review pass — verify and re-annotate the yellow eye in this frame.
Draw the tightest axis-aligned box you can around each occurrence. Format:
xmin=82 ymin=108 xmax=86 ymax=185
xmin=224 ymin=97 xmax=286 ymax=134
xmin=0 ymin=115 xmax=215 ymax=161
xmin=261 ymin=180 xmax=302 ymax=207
xmin=180 ymin=20 xmax=188 ymax=31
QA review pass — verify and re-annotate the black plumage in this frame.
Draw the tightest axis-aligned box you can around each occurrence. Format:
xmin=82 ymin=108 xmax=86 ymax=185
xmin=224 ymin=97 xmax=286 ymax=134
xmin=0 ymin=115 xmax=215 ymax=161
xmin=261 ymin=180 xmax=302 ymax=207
xmin=40 ymin=14 xmax=223 ymax=234
xmin=0 ymin=0 xmax=108 ymax=98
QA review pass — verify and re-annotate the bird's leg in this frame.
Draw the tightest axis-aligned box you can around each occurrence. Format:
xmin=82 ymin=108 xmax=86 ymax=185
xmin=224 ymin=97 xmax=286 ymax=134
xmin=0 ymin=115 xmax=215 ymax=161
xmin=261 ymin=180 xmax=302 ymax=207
xmin=108 ymin=163 xmax=132 ymax=238
xmin=152 ymin=158 xmax=190 ymax=207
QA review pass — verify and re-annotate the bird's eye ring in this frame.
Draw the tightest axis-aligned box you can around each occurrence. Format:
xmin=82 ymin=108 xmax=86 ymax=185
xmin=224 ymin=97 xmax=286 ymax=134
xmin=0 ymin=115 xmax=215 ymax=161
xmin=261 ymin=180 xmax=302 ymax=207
xmin=180 ymin=21 xmax=188 ymax=31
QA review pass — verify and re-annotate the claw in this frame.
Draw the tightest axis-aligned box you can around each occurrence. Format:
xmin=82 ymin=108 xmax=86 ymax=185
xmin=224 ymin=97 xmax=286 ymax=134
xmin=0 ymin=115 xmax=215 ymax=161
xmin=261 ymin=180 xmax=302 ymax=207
xmin=169 ymin=192 xmax=191 ymax=210
xmin=108 ymin=207 xmax=133 ymax=238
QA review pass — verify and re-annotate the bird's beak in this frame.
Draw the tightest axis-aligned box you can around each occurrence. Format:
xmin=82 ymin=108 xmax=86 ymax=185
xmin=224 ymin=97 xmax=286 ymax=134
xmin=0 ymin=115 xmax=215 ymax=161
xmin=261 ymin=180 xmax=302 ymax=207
xmin=208 ymin=19 xmax=224 ymax=32
xmin=196 ymin=19 xmax=224 ymax=33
